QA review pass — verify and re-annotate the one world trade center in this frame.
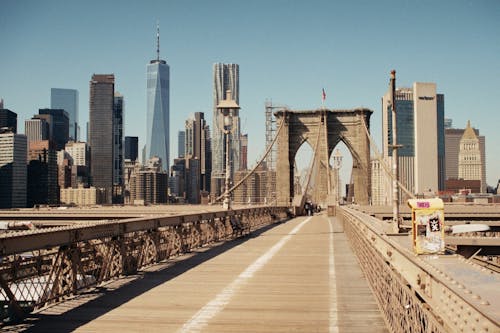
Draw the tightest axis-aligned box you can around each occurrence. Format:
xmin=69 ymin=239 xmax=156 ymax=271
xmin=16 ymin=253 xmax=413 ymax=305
xmin=146 ymin=24 xmax=170 ymax=171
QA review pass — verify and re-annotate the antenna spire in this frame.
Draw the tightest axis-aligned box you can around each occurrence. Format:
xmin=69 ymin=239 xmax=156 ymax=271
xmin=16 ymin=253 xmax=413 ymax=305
xmin=156 ymin=21 xmax=160 ymax=61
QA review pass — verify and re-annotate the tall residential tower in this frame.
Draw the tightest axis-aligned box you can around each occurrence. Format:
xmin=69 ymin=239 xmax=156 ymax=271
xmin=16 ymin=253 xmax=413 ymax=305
xmin=146 ymin=24 xmax=170 ymax=172
xmin=211 ymin=63 xmax=241 ymax=198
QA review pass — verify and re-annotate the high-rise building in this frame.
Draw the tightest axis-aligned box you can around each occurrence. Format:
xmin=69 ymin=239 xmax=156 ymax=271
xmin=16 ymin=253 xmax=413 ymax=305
xmin=124 ymin=136 xmax=139 ymax=162
xmin=185 ymin=158 xmax=200 ymax=204
xmin=25 ymin=117 xmax=49 ymax=143
xmin=169 ymin=158 xmax=186 ymax=201
xmin=382 ymin=82 xmax=445 ymax=198
xmin=178 ymin=130 xmax=185 ymax=158
xmin=129 ymin=157 xmax=168 ymax=205
xmin=370 ymin=158 xmax=392 ymax=206
xmin=39 ymin=108 xmax=69 ymax=150
xmin=458 ymin=121 xmax=486 ymax=193
xmin=58 ymin=151 xmax=73 ymax=189
xmin=65 ymin=141 xmax=89 ymax=166
xmin=27 ymin=140 xmax=59 ymax=206
xmin=0 ymin=108 xmax=17 ymax=133
xmin=233 ymin=164 xmax=269 ymax=205
xmin=89 ymin=74 xmax=115 ymax=203
xmin=146 ymin=24 xmax=170 ymax=172
xmin=113 ymin=92 xmax=124 ymax=203
xmin=445 ymin=122 xmax=486 ymax=193
xmin=240 ymin=134 xmax=248 ymax=171
xmin=211 ymin=63 xmax=240 ymax=199
xmin=0 ymin=130 xmax=27 ymax=208
xmin=123 ymin=159 xmax=138 ymax=204
xmin=62 ymin=141 xmax=90 ymax=188
xmin=185 ymin=112 xmax=211 ymax=196
xmin=51 ymin=88 xmax=79 ymax=141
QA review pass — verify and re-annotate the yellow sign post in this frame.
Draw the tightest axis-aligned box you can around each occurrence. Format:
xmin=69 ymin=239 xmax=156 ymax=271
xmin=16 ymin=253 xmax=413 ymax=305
xmin=407 ymin=198 xmax=445 ymax=255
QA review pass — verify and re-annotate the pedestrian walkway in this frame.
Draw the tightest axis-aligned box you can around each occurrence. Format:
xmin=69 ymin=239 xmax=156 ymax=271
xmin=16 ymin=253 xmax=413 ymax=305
xmin=20 ymin=214 xmax=387 ymax=333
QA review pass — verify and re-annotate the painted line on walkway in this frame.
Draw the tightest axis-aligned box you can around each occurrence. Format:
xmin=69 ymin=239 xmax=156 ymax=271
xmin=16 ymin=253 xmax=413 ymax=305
xmin=178 ymin=216 xmax=312 ymax=333
xmin=328 ymin=217 xmax=339 ymax=333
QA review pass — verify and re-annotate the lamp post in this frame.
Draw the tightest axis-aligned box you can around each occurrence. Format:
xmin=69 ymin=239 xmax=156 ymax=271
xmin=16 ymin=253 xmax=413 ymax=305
xmin=389 ymin=70 xmax=401 ymax=233
xmin=223 ymin=110 xmax=232 ymax=210
xmin=217 ymin=90 xmax=240 ymax=210
xmin=332 ymin=149 xmax=343 ymax=205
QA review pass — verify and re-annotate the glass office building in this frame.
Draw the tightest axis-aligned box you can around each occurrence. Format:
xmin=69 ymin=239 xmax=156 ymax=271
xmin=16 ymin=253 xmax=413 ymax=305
xmin=125 ymin=136 xmax=139 ymax=162
xmin=381 ymin=82 xmax=445 ymax=197
xmin=89 ymin=74 xmax=114 ymax=204
xmin=146 ymin=26 xmax=170 ymax=172
xmin=51 ymin=88 xmax=79 ymax=141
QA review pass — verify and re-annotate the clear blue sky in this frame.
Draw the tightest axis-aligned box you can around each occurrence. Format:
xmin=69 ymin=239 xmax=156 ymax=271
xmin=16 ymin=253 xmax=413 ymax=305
xmin=1 ymin=0 xmax=498 ymax=186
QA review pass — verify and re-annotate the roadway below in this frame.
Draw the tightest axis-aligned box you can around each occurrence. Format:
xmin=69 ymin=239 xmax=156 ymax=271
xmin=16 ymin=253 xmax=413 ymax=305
xmin=15 ymin=213 xmax=387 ymax=333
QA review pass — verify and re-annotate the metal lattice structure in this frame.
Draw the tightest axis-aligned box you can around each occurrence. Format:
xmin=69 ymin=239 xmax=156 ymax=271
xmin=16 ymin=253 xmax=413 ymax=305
xmin=0 ymin=206 xmax=289 ymax=321
xmin=340 ymin=206 xmax=499 ymax=333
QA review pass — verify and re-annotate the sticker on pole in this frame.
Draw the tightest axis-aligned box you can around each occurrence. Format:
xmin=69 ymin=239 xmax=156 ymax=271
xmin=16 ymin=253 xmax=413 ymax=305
xmin=407 ymin=198 xmax=445 ymax=254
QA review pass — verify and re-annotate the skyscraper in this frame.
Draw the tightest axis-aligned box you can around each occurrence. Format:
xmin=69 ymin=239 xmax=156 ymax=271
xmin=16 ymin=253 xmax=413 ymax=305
xmin=65 ymin=141 xmax=89 ymax=166
xmin=25 ymin=117 xmax=49 ymax=142
xmin=178 ymin=130 xmax=185 ymax=158
xmin=458 ymin=121 xmax=486 ymax=193
xmin=89 ymin=74 xmax=114 ymax=203
xmin=185 ymin=112 xmax=211 ymax=203
xmin=0 ymin=108 xmax=17 ymax=133
xmin=146 ymin=24 xmax=170 ymax=172
xmin=445 ymin=124 xmax=486 ymax=192
xmin=27 ymin=140 xmax=58 ymax=206
xmin=211 ymin=63 xmax=240 ymax=198
xmin=64 ymin=141 xmax=90 ymax=188
xmin=381 ymin=82 xmax=445 ymax=198
xmin=51 ymin=88 xmax=79 ymax=141
xmin=124 ymin=136 xmax=139 ymax=162
xmin=113 ymin=92 xmax=124 ymax=203
xmin=39 ymin=108 xmax=69 ymax=150
xmin=0 ymin=130 xmax=27 ymax=208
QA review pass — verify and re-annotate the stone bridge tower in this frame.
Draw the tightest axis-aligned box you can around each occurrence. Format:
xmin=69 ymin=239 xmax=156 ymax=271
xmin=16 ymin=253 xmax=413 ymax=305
xmin=274 ymin=108 xmax=372 ymax=206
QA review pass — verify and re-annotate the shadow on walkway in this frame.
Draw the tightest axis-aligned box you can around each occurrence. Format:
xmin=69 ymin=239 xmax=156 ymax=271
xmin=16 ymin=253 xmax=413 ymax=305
xmin=11 ymin=222 xmax=285 ymax=333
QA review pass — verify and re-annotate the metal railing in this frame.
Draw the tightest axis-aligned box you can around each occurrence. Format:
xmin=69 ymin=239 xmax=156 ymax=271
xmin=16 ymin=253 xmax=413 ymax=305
xmin=339 ymin=206 xmax=499 ymax=333
xmin=0 ymin=206 xmax=289 ymax=322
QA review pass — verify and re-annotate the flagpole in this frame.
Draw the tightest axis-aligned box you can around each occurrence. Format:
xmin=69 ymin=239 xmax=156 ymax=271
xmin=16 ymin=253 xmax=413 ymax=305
xmin=321 ymin=88 xmax=326 ymax=110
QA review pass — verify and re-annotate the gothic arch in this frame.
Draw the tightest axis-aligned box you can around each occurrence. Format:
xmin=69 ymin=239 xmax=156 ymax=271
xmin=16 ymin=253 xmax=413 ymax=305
xmin=275 ymin=108 xmax=372 ymax=206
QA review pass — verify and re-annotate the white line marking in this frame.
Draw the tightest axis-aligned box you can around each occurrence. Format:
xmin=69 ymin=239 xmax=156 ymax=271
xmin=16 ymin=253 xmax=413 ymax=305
xmin=178 ymin=217 xmax=312 ymax=333
xmin=328 ymin=217 xmax=339 ymax=333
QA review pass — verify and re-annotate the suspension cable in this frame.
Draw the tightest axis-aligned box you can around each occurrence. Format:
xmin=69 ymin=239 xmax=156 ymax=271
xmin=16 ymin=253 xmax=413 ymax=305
xmin=301 ymin=115 xmax=323 ymax=198
xmin=360 ymin=117 xmax=415 ymax=199
xmin=215 ymin=113 xmax=286 ymax=202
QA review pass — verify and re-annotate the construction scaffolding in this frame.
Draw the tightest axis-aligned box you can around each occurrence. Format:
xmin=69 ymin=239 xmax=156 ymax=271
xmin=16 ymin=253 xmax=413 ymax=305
xmin=264 ymin=100 xmax=283 ymax=205
xmin=215 ymin=100 xmax=284 ymax=206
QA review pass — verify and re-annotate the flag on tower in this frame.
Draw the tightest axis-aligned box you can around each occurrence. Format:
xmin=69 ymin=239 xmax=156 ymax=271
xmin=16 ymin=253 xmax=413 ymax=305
xmin=322 ymin=88 xmax=326 ymax=101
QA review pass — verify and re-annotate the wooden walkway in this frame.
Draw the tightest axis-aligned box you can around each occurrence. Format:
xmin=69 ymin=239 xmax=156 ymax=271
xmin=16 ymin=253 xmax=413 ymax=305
xmin=17 ymin=214 xmax=387 ymax=333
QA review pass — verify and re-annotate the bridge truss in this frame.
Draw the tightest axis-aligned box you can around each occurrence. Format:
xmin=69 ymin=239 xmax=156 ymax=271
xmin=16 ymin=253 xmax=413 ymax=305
xmin=0 ymin=206 xmax=288 ymax=322
xmin=340 ymin=206 xmax=499 ymax=332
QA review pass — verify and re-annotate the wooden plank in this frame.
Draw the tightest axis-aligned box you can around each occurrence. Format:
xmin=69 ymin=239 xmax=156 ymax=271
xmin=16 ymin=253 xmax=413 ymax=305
xmin=20 ymin=214 xmax=387 ymax=332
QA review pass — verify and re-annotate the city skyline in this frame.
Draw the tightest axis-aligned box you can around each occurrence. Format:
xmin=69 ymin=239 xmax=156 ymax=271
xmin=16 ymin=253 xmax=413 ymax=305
xmin=1 ymin=0 xmax=498 ymax=186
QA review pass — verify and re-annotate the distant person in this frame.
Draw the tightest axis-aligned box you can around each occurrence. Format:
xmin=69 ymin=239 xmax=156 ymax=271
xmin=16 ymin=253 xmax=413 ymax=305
xmin=304 ymin=201 xmax=310 ymax=216
xmin=304 ymin=201 xmax=313 ymax=216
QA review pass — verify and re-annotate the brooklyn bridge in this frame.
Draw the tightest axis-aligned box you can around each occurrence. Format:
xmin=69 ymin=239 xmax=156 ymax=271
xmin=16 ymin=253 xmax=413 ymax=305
xmin=0 ymin=108 xmax=498 ymax=332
